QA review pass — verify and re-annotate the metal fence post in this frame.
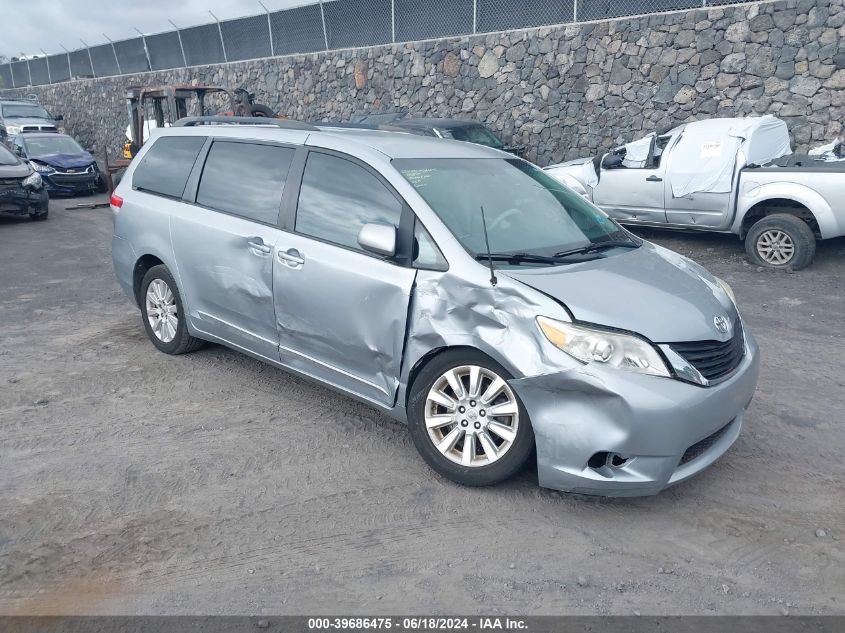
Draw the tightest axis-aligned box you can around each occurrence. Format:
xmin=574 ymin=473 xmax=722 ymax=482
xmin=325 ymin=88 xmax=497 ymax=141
xmin=40 ymin=49 xmax=52 ymax=84
xmin=24 ymin=54 xmax=33 ymax=86
xmin=81 ymin=39 xmax=96 ymax=78
xmin=209 ymin=11 xmax=228 ymax=63
xmin=60 ymin=44 xmax=72 ymax=80
xmin=168 ymin=20 xmax=188 ymax=67
xmin=473 ymin=0 xmax=477 ymax=33
xmin=318 ymin=0 xmax=329 ymax=50
xmin=391 ymin=0 xmax=396 ymax=42
xmin=134 ymin=27 xmax=153 ymax=72
xmin=9 ymin=63 xmax=15 ymax=88
xmin=574 ymin=0 xmax=578 ymax=22
xmin=259 ymin=1 xmax=275 ymax=56
xmin=104 ymin=34 xmax=122 ymax=74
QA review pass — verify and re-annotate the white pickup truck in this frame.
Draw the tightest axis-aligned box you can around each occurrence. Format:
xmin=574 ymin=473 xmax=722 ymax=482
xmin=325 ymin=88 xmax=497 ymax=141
xmin=545 ymin=116 xmax=845 ymax=270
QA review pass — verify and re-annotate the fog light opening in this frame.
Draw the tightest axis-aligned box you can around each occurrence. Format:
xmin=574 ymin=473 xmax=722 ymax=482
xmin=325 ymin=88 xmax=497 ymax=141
xmin=588 ymin=452 xmax=609 ymax=469
xmin=588 ymin=451 xmax=630 ymax=472
xmin=610 ymin=453 xmax=629 ymax=468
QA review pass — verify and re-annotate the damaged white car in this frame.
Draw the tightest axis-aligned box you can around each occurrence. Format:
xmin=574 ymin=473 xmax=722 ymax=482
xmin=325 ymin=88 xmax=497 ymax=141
xmin=546 ymin=116 xmax=845 ymax=270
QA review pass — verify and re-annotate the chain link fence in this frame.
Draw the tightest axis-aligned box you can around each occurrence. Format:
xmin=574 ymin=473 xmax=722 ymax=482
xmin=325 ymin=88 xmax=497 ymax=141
xmin=0 ymin=0 xmax=750 ymax=89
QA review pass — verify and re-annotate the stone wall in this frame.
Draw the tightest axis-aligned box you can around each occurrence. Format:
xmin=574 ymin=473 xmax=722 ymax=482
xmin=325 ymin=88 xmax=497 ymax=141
xmin=3 ymin=0 xmax=843 ymax=165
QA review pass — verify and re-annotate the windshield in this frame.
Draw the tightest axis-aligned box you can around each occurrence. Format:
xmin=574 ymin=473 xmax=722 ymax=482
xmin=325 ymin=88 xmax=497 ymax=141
xmin=25 ymin=136 xmax=84 ymax=156
xmin=2 ymin=104 xmax=51 ymax=119
xmin=436 ymin=125 xmax=504 ymax=149
xmin=0 ymin=143 xmax=18 ymax=166
xmin=395 ymin=158 xmax=634 ymax=265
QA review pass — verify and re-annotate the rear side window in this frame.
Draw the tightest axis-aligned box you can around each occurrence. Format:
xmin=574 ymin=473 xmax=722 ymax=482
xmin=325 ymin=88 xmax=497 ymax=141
xmin=197 ymin=141 xmax=295 ymax=225
xmin=133 ymin=136 xmax=206 ymax=198
xmin=295 ymin=152 xmax=402 ymax=251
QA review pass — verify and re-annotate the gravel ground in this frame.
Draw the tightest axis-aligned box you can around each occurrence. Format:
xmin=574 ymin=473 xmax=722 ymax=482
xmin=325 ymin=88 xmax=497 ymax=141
xmin=1 ymin=195 xmax=843 ymax=616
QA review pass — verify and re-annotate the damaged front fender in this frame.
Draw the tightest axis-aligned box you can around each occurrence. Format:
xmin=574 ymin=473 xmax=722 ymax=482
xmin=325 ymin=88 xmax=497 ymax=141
xmin=395 ymin=266 xmax=578 ymax=418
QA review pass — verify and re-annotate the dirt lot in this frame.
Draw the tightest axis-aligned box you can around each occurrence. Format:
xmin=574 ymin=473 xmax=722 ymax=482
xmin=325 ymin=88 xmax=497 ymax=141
xmin=1 ymin=195 xmax=843 ymax=616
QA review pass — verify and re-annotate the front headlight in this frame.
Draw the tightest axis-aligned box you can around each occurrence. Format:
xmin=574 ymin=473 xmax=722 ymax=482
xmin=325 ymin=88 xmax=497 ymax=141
xmin=22 ymin=172 xmax=42 ymax=189
xmin=29 ymin=161 xmax=54 ymax=174
xmin=716 ymin=277 xmax=736 ymax=305
xmin=6 ymin=125 xmax=21 ymax=135
xmin=537 ymin=316 xmax=670 ymax=377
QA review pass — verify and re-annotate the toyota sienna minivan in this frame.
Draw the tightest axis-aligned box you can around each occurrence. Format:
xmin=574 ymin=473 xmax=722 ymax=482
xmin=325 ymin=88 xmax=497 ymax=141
xmin=111 ymin=117 xmax=759 ymax=497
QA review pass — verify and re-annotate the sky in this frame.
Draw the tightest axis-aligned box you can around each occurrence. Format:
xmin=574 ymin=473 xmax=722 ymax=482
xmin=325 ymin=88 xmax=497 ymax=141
xmin=0 ymin=0 xmax=308 ymax=59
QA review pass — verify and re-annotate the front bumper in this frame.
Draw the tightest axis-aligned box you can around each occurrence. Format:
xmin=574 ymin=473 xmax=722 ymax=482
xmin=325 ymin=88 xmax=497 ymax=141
xmin=42 ymin=172 xmax=99 ymax=195
xmin=0 ymin=186 xmax=48 ymax=216
xmin=511 ymin=332 xmax=760 ymax=497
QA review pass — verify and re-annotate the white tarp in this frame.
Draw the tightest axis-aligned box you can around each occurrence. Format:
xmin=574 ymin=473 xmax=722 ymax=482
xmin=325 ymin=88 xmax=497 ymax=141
xmin=622 ymin=133 xmax=655 ymax=168
xmin=125 ymin=119 xmax=169 ymax=144
xmin=667 ymin=116 xmax=792 ymax=198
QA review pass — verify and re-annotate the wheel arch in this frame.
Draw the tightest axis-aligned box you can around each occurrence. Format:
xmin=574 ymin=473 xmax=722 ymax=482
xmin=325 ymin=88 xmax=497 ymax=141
xmin=403 ymin=344 xmax=523 ymax=412
xmin=132 ymin=254 xmax=166 ymax=307
xmin=735 ymin=183 xmax=837 ymax=239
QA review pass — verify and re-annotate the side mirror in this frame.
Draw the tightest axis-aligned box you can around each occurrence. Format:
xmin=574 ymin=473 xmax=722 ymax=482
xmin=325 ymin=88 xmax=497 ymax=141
xmin=13 ymin=146 xmax=22 ymax=156
xmin=357 ymin=222 xmax=397 ymax=257
xmin=601 ymin=153 xmax=623 ymax=170
xmin=54 ymin=114 xmax=64 ymax=121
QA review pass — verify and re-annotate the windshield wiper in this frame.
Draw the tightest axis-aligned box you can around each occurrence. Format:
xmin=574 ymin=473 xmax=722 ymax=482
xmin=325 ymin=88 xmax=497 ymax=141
xmin=554 ymin=240 xmax=640 ymax=257
xmin=474 ymin=252 xmax=599 ymax=266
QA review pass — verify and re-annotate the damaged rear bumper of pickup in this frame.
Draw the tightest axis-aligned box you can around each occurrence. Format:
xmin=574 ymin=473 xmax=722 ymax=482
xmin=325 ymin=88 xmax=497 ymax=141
xmin=510 ymin=332 xmax=760 ymax=497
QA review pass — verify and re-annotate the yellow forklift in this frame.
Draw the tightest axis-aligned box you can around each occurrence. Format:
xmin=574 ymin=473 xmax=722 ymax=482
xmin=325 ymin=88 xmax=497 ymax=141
xmin=123 ymin=84 xmax=275 ymax=159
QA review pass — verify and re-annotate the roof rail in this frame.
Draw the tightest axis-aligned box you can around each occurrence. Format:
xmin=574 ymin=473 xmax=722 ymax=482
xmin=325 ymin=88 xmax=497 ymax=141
xmin=315 ymin=122 xmax=411 ymax=133
xmin=173 ymin=116 xmax=318 ymax=131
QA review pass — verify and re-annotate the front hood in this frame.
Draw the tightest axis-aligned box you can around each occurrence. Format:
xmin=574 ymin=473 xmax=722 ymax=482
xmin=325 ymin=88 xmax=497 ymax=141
xmin=0 ymin=162 xmax=30 ymax=178
xmin=503 ymin=242 xmax=736 ymax=343
xmin=4 ymin=117 xmax=56 ymax=127
xmin=32 ymin=152 xmax=94 ymax=169
xmin=553 ymin=156 xmax=596 ymax=168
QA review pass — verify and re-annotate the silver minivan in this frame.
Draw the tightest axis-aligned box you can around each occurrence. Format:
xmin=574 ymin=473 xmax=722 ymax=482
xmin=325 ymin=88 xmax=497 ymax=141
xmin=111 ymin=117 xmax=760 ymax=497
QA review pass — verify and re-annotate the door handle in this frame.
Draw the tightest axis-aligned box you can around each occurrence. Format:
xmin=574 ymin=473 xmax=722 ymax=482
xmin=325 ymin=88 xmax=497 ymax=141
xmin=277 ymin=248 xmax=305 ymax=268
xmin=247 ymin=238 xmax=271 ymax=255
xmin=646 ymin=175 xmax=663 ymax=182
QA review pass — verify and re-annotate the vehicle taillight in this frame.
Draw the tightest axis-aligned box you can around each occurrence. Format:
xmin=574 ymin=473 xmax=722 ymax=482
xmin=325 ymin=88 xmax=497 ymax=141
xmin=110 ymin=193 xmax=123 ymax=209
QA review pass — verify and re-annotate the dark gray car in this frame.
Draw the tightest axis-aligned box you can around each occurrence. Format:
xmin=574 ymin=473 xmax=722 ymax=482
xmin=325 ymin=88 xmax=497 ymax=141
xmin=0 ymin=142 xmax=48 ymax=220
xmin=111 ymin=118 xmax=759 ymax=497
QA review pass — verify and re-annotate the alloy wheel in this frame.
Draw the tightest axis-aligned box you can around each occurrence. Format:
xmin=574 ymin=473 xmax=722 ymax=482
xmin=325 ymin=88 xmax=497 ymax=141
xmin=756 ymin=229 xmax=795 ymax=265
xmin=424 ymin=365 xmax=520 ymax=467
xmin=145 ymin=279 xmax=178 ymax=343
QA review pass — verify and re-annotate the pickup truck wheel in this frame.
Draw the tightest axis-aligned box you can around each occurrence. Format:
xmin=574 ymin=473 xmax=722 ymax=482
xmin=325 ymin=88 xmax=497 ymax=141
xmin=745 ymin=214 xmax=816 ymax=270
xmin=407 ymin=350 xmax=534 ymax=487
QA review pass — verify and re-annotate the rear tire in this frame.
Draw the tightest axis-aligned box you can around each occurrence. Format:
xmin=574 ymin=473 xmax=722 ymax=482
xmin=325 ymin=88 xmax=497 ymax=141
xmin=140 ymin=265 xmax=206 ymax=355
xmin=407 ymin=349 xmax=534 ymax=487
xmin=250 ymin=104 xmax=275 ymax=117
xmin=745 ymin=213 xmax=816 ymax=270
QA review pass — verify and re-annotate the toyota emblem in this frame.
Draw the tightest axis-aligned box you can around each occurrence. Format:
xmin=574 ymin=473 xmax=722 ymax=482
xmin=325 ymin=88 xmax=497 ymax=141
xmin=714 ymin=315 xmax=730 ymax=335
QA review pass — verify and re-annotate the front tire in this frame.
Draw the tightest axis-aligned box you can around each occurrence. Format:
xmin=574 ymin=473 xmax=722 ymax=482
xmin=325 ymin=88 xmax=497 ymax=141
xmin=140 ymin=265 xmax=205 ymax=355
xmin=407 ymin=350 xmax=534 ymax=487
xmin=745 ymin=214 xmax=816 ymax=270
